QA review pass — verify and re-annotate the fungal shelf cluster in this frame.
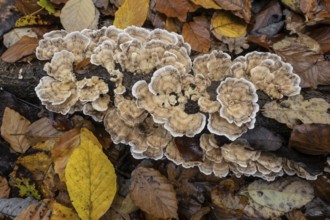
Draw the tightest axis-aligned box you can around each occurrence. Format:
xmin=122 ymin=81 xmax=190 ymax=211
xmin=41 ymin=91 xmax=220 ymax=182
xmin=35 ymin=26 xmax=313 ymax=181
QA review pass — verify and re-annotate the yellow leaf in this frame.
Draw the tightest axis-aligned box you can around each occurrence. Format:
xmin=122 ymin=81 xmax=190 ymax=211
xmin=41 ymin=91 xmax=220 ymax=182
xmin=114 ymin=0 xmax=149 ymax=29
xmin=17 ymin=151 xmax=52 ymax=181
xmin=211 ymin=11 xmax=247 ymax=38
xmin=51 ymin=202 xmax=80 ymax=220
xmin=65 ymin=128 xmax=117 ymax=220
xmin=190 ymin=0 xmax=221 ymax=9
xmin=15 ymin=15 xmax=52 ymax=27
xmin=0 ymin=107 xmax=30 ymax=153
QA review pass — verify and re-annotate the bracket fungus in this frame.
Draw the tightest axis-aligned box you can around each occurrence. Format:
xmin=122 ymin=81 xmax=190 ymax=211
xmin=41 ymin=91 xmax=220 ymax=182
xmin=35 ymin=26 xmax=310 ymax=180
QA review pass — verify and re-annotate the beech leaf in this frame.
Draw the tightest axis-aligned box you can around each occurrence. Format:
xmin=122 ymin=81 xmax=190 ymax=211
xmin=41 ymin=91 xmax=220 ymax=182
xmin=114 ymin=0 xmax=149 ymax=29
xmin=0 ymin=107 xmax=31 ymax=153
xmin=65 ymin=128 xmax=117 ymax=220
xmin=240 ymin=177 xmax=314 ymax=218
xmin=130 ymin=166 xmax=178 ymax=219
xmin=262 ymin=95 xmax=330 ymax=128
xmin=155 ymin=0 xmax=190 ymax=22
xmin=182 ymin=22 xmax=210 ymax=53
xmin=1 ymin=36 xmax=38 ymax=63
xmin=60 ymin=0 xmax=96 ymax=32
xmin=211 ymin=11 xmax=247 ymax=39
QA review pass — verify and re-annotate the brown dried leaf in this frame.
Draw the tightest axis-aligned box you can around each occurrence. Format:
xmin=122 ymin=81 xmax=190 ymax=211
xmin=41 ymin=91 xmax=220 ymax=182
xmin=213 ymin=0 xmax=251 ymax=22
xmin=1 ymin=36 xmax=38 ymax=63
xmin=182 ymin=22 xmax=210 ymax=53
xmin=14 ymin=199 xmax=54 ymax=220
xmin=155 ymin=0 xmax=190 ymax=22
xmin=300 ymin=0 xmax=318 ymax=20
xmin=190 ymin=207 xmax=211 ymax=220
xmin=0 ymin=177 xmax=10 ymax=199
xmin=273 ymin=34 xmax=330 ymax=88
xmin=211 ymin=179 xmax=248 ymax=218
xmin=51 ymin=128 xmax=81 ymax=182
xmin=1 ymin=107 xmax=31 ymax=153
xmin=309 ymin=27 xmax=330 ymax=54
xmin=15 ymin=0 xmax=40 ymax=15
xmin=190 ymin=0 xmax=221 ymax=9
xmin=25 ymin=117 xmax=64 ymax=145
xmin=286 ymin=209 xmax=307 ymax=220
xmin=314 ymin=175 xmax=330 ymax=204
xmin=289 ymin=124 xmax=330 ymax=155
xmin=130 ymin=166 xmax=178 ymax=219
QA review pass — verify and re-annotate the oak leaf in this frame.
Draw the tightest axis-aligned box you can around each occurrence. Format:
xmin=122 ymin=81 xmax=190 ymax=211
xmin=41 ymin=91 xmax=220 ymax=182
xmin=0 ymin=107 xmax=30 ymax=153
xmin=114 ymin=0 xmax=149 ymax=29
xmin=211 ymin=11 xmax=247 ymax=39
xmin=155 ymin=0 xmax=190 ymax=22
xmin=182 ymin=22 xmax=210 ymax=53
xmin=65 ymin=128 xmax=117 ymax=220
xmin=1 ymin=36 xmax=38 ymax=63
xmin=214 ymin=0 xmax=251 ymax=22
xmin=190 ymin=0 xmax=221 ymax=9
xmin=130 ymin=166 xmax=178 ymax=219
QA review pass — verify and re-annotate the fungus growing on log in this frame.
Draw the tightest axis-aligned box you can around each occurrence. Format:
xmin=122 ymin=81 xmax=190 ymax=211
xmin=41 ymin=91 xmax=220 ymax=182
xmin=34 ymin=26 xmax=309 ymax=180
